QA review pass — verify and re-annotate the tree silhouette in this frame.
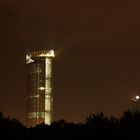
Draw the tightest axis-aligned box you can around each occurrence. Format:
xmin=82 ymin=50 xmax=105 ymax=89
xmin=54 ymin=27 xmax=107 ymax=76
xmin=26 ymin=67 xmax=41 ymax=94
xmin=0 ymin=110 xmax=140 ymax=138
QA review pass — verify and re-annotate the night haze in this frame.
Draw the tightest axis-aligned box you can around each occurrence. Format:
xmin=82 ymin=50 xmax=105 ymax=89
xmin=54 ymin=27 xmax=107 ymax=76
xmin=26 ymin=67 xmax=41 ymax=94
xmin=1 ymin=0 xmax=140 ymax=125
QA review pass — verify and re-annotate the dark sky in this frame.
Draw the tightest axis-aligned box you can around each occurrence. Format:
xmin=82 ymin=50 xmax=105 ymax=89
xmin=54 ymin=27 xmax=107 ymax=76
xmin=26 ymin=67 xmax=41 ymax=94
xmin=1 ymin=0 xmax=140 ymax=125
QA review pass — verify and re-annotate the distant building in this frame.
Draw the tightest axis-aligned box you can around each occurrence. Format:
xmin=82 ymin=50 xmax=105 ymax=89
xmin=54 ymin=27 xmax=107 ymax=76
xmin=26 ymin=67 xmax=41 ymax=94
xmin=131 ymin=95 xmax=140 ymax=112
xmin=26 ymin=50 xmax=54 ymax=127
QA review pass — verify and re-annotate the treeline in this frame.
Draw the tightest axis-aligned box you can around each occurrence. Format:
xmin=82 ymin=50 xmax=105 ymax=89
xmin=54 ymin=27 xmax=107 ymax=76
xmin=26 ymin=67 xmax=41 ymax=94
xmin=0 ymin=111 xmax=140 ymax=139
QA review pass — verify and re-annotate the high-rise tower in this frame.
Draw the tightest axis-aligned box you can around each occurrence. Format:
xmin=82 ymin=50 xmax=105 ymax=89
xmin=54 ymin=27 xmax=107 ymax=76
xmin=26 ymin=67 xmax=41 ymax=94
xmin=26 ymin=50 xmax=54 ymax=127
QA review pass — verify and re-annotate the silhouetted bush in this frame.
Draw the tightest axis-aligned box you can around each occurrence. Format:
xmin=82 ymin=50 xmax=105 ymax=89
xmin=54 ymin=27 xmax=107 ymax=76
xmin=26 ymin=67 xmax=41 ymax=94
xmin=0 ymin=110 xmax=140 ymax=138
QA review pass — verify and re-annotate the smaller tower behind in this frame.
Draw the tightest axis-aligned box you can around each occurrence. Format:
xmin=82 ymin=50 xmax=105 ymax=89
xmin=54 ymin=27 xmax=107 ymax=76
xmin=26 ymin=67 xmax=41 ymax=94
xmin=131 ymin=95 xmax=140 ymax=112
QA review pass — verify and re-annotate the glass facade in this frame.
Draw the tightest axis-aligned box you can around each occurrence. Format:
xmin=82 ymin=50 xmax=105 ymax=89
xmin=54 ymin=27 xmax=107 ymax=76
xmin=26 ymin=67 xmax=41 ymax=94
xmin=26 ymin=50 xmax=54 ymax=127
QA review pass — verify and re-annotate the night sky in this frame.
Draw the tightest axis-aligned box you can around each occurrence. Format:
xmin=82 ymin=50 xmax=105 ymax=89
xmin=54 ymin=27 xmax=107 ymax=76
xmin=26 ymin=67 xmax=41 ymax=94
xmin=1 ymin=0 xmax=140 ymax=125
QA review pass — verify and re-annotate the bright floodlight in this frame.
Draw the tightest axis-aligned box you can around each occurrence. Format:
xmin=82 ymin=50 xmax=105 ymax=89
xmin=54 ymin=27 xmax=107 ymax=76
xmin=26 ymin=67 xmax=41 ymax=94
xmin=39 ymin=87 xmax=45 ymax=90
xmin=135 ymin=95 xmax=140 ymax=100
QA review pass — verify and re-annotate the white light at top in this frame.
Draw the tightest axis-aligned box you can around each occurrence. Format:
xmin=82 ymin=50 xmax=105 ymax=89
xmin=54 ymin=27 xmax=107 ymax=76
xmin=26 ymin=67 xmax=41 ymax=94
xmin=26 ymin=54 xmax=31 ymax=60
xmin=26 ymin=54 xmax=34 ymax=64
xmin=135 ymin=95 xmax=140 ymax=100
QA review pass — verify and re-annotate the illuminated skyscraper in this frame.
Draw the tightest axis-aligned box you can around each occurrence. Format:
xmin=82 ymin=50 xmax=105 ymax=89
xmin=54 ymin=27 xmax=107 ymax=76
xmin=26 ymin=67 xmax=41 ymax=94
xmin=26 ymin=50 xmax=54 ymax=127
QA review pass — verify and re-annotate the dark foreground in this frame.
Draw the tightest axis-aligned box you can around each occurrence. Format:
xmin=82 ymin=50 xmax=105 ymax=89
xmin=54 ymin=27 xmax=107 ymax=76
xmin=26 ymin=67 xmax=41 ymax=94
xmin=0 ymin=111 xmax=140 ymax=139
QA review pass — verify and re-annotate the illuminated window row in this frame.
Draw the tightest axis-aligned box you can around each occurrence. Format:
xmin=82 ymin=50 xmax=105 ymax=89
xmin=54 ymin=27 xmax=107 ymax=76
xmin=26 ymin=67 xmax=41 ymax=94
xmin=28 ymin=95 xmax=40 ymax=98
xmin=28 ymin=112 xmax=45 ymax=119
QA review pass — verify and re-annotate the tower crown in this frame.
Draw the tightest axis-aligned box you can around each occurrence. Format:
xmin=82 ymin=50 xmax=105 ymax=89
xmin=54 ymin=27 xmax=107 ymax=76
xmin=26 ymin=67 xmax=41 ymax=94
xmin=26 ymin=50 xmax=55 ymax=58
